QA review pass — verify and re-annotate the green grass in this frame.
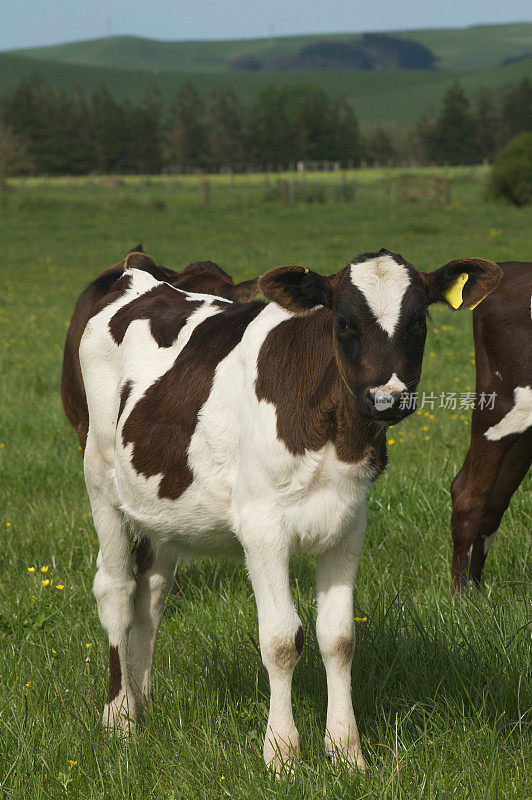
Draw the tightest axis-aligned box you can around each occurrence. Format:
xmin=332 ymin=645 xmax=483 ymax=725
xmin=8 ymin=23 xmax=532 ymax=72
xmin=0 ymin=169 xmax=530 ymax=799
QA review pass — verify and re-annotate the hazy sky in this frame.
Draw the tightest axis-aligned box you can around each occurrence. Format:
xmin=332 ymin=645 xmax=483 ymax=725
xmin=2 ymin=0 xmax=531 ymax=51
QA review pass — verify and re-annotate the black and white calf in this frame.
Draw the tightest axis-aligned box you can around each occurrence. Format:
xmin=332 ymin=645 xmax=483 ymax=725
xmin=79 ymin=249 xmax=500 ymax=772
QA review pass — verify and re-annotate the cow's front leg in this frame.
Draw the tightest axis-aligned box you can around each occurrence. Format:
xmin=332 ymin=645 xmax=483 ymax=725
xmin=316 ymin=504 xmax=367 ymax=771
xmin=243 ymin=529 xmax=302 ymax=776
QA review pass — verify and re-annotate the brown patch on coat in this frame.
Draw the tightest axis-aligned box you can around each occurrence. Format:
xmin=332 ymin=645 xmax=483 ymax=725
xmin=107 ymin=645 xmax=122 ymax=703
xmin=255 ymin=308 xmax=386 ymax=468
xmin=123 ymin=301 xmax=265 ymax=500
xmin=109 ymin=284 xmax=203 ymax=347
xmin=334 ymin=634 xmax=355 ymax=664
xmin=118 ymin=380 xmax=133 ymax=422
xmin=133 ymin=536 xmax=154 ymax=574
xmin=295 ymin=625 xmax=304 ymax=656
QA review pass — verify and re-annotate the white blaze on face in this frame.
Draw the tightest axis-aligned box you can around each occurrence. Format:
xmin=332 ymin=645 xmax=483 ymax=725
xmin=484 ymin=386 xmax=532 ymax=441
xmin=350 ymin=254 xmax=411 ymax=337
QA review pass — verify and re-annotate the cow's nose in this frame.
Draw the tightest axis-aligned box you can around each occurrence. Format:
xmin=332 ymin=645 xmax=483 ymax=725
xmin=365 ymin=386 xmax=403 ymax=413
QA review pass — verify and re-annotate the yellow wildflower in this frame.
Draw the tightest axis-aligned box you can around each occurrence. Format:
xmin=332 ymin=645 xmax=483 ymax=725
xmin=42 ymin=579 xmax=50 ymax=587
xmin=41 ymin=566 xmax=49 ymax=573
xmin=6 ymin=522 xmax=11 ymax=527
xmin=55 ymin=584 xmax=64 ymax=590
xmin=68 ymin=760 xmax=77 ymax=767
xmin=355 ymin=616 xmax=367 ymax=622
xmin=27 ymin=567 xmax=35 ymax=573
xmin=388 ymin=439 xmax=395 ymax=445
xmin=86 ymin=643 xmax=92 ymax=649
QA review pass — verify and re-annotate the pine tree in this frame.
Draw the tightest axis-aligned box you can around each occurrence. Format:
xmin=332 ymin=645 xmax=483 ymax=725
xmin=474 ymin=88 xmax=498 ymax=163
xmin=291 ymin=85 xmax=332 ymax=161
xmin=329 ymin=96 xmax=362 ymax=164
xmin=498 ymin=78 xmax=532 ymax=147
xmin=167 ymin=82 xmax=206 ymax=169
xmin=246 ymin=86 xmax=294 ymax=165
xmin=432 ymin=82 xmax=477 ymax=165
xmin=205 ymin=88 xmax=244 ymax=169
xmin=89 ymin=84 xmax=126 ymax=173
xmin=130 ymin=86 xmax=164 ymax=173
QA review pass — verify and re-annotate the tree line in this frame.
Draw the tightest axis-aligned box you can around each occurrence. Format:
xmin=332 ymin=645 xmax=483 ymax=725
xmin=0 ymin=74 xmax=531 ymax=176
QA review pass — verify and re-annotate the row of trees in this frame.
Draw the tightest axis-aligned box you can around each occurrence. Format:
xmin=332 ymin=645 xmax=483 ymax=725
xmin=416 ymin=79 xmax=532 ymax=165
xmin=0 ymin=74 xmax=531 ymax=175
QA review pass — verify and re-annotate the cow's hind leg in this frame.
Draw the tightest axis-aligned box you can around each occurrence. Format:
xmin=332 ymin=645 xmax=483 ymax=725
xmin=241 ymin=514 xmax=303 ymax=776
xmin=450 ymin=439 xmax=511 ymax=592
xmin=316 ymin=504 xmax=367 ymax=771
xmin=85 ymin=443 xmax=137 ymax=732
xmin=127 ymin=538 xmax=176 ymax=709
xmin=469 ymin=430 xmax=532 ymax=585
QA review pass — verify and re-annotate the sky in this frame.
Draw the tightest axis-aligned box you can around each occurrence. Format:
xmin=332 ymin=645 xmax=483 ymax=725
xmin=2 ymin=0 xmax=531 ymax=51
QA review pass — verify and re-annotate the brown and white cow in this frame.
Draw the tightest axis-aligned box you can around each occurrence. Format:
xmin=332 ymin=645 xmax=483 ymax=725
xmin=61 ymin=245 xmax=258 ymax=451
xmin=79 ymin=249 xmax=499 ymax=773
xmin=450 ymin=261 xmax=531 ymax=591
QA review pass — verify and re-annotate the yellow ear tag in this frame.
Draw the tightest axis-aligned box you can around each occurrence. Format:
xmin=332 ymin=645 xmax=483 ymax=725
xmin=444 ymin=272 xmax=468 ymax=309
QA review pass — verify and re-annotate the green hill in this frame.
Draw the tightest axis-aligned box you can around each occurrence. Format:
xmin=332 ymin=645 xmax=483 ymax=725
xmin=6 ymin=22 xmax=532 ymax=73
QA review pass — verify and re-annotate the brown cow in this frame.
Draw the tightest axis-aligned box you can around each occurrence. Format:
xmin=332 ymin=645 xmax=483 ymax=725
xmin=61 ymin=245 xmax=258 ymax=452
xmin=450 ymin=261 xmax=531 ymax=591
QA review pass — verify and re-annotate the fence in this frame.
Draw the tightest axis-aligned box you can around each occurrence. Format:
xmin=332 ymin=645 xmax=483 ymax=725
xmin=195 ymin=174 xmax=452 ymax=207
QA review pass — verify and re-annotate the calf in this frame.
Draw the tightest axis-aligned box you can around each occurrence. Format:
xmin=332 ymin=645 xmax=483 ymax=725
xmin=450 ymin=261 xmax=531 ymax=591
xmin=61 ymin=245 xmax=258 ymax=451
xmin=79 ymin=249 xmax=499 ymax=773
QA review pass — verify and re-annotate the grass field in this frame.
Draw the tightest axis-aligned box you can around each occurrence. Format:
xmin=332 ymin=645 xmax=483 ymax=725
xmin=0 ymin=169 xmax=530 ymax=799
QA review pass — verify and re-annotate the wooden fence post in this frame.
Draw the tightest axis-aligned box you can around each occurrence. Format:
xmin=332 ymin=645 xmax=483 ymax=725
xmin=280 ymin=179 xmax=290 ymax=208
xmin=200 ymin=178 xmax=210 ymax=207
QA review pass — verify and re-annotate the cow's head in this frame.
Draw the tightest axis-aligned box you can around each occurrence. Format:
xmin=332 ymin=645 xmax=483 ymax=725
xmin=259 ymin=249 xmax=501 ymax=422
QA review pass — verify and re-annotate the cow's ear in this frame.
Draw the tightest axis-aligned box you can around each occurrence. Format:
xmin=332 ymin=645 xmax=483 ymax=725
xmin=421 ymin=258 xmax=502 ymax=310
xmin=123 ymin=251 xmax=158 ymax=271
xmin=259 ymin=266 xmax=333 ymax=312
xmin=127 ymin=243 xmax=144 ymax=254
xmin=232 ymin=278 xmax=259 ymax=303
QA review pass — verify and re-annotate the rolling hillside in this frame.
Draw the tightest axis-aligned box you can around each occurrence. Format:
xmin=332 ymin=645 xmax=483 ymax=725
xmin=0 ymin=23 xmax=530 ymax=131
xmin=6 ymin=23 xmax=532 ymax=72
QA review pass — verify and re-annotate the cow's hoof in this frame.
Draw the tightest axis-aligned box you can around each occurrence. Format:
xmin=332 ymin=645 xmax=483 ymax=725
xmin=264 ymin=729 xmax=300 ymax=779
xmin=325 ymin=735 xmax=366 ymax=772
xmin=102 ymin=695 xmax=137 ymax=737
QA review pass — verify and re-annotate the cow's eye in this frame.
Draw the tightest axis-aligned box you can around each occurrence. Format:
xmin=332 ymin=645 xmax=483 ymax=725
xmin=337 ymin=317 xmax=348 ymax=332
